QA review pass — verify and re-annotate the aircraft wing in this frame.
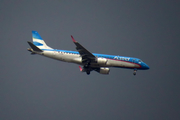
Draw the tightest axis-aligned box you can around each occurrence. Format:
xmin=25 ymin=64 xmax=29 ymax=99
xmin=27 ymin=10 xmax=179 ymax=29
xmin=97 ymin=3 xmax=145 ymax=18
xmin=71 ymin=35 xmax=96 ymax=63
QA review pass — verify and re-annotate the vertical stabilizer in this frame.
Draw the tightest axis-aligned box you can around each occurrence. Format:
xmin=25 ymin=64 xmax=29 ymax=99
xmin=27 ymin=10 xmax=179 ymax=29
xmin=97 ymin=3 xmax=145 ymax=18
xmin=32 ymin=31 xmax=53 ymax=50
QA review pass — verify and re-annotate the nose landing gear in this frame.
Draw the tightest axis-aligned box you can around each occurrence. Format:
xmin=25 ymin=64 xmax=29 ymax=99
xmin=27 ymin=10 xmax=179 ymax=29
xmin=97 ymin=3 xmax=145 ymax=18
xmin=133 ymin=69 xmax=137 ymax=75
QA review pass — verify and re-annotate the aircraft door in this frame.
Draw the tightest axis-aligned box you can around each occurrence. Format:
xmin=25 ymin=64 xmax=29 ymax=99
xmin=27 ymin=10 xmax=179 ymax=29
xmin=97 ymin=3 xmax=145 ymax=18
xmin=132 ymin=59 xmax=136 ymax=67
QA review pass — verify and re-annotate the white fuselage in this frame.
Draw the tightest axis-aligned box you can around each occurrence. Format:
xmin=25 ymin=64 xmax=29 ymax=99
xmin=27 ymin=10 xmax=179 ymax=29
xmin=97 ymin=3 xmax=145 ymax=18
xmin=36 ymin=50 xmax=140 ymax=69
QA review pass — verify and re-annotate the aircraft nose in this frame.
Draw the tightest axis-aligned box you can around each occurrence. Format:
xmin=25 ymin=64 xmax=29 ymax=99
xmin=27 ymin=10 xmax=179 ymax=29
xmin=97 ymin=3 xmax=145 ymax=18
xmin=145 ymin=64 xmax=150 ymax=69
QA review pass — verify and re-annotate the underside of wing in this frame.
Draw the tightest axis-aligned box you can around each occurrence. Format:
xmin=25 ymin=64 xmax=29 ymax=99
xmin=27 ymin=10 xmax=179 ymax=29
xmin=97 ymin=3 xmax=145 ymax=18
xmin=71 ymin=36 xmax=110 ymax=75
xmin=71 ymin=35 xmax=96 ymax=63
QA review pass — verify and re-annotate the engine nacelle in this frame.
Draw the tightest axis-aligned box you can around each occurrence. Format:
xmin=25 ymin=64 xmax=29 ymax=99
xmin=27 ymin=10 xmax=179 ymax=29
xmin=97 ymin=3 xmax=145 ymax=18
xmin=98 ymin=67 xmax=110 ymax=74
xmin=96 ymin=58 xmax=108 ymax=65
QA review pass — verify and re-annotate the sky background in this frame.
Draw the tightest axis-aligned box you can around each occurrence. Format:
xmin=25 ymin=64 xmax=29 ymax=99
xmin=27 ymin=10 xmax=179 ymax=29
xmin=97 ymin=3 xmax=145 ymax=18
xmin=0 ymin=0 xmax=180 ymax=120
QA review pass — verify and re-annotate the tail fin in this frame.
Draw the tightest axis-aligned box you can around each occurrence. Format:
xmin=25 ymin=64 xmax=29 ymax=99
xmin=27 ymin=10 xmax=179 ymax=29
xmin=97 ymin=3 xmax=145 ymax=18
xmin=32 ymin=31 xmax=53 ymax=50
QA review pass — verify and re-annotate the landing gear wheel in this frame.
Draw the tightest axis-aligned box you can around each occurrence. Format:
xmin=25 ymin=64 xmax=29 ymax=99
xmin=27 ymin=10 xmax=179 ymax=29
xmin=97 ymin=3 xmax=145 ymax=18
xmin=86 ymin=71 xmax=90 ymax=75
xmin=133 ymin=72 xmax=136 ymax=75
xmin=133 ymin=69 xmax=137 ymax=75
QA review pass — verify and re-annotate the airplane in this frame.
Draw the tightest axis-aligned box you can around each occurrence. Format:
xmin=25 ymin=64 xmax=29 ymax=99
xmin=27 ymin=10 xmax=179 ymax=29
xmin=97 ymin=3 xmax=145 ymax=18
xmin=27 ymin=31 xmax=149 ymax=75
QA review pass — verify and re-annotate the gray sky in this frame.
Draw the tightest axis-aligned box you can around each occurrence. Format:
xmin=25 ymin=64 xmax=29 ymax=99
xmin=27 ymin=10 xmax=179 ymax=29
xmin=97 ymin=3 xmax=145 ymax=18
xmin=0 ymin=0 xmax=180 ymax=120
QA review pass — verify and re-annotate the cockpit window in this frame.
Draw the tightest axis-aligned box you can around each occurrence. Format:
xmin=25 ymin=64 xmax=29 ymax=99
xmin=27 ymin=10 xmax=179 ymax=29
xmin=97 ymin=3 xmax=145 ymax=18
xmin=139 ymin=60 xmax=143 ymax=62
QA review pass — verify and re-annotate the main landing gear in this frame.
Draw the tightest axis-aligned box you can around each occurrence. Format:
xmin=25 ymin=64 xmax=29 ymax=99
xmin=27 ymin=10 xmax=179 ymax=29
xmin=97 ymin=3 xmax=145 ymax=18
xmin=133 ymin=69 xmax=137 ymax=76
xmin=84 ymin=62 xmax=91 ymax=75
xmin=86 ymin=71 xmax=90 ymax=75
xmin=84 ymin=63 xmax=90 ymax=68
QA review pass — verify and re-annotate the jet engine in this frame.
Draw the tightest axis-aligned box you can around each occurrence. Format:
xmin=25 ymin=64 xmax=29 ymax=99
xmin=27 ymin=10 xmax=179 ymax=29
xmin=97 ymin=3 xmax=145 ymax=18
xmin=98 ymin=67 xmax=110 ymax=74
xmin=96 ymin=58 xmax=108 ymax=65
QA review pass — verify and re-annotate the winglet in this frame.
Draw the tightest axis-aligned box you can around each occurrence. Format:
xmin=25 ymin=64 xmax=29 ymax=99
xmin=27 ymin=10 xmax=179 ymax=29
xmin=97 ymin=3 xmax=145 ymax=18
xmin=71 ymin=35 xmax=77 ymax=42
xmin=79 ymin=66 xmax=83 ymax=72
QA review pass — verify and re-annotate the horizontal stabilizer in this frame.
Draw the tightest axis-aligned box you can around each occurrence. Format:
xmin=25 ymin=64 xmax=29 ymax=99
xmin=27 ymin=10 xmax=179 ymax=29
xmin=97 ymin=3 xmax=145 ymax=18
xmin=27 ymin=41 xmax=43 ymax=52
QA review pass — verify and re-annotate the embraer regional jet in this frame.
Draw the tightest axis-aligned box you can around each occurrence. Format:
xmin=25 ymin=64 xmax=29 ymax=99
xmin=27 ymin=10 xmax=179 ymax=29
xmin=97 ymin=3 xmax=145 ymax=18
xmin=27 ymin=31 xmax=149 ymax=75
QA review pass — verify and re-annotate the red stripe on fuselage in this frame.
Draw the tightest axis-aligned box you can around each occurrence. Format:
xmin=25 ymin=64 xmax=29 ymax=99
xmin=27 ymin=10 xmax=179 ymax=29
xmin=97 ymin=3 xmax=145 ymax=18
xmin=106 ymin=58 xmax=141 ymax=68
